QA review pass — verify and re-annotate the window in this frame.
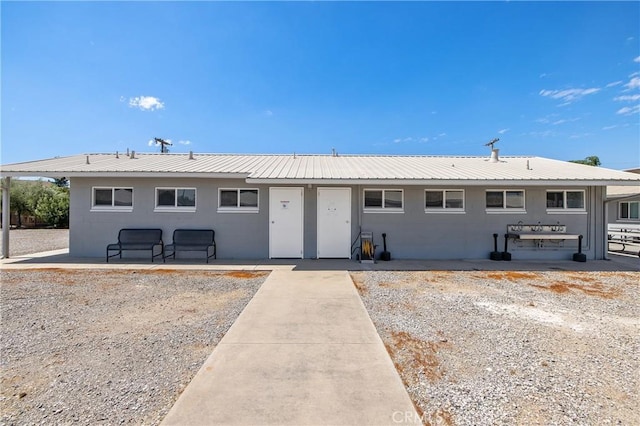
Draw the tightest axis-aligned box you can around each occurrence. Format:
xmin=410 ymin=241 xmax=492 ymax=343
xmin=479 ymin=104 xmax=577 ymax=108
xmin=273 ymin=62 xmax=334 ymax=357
xmin=155 ymin=187 xmax=196 ymax=211
xmin=620 ymin=201 xmax=639 ymax=220
xmin=547 ymin=190 xmax=585 ymax=212
xmin=218 ymin=189 xmax=259 ymax=212
xmin=363 ymin=189 xmax=403 ymax=212
xmin=425 ymin=190 xmax=465 ymax=212
xmin=92 ymin=187 xmax=133 ymax=211
xmin=486 ymin=190 xmax=525 ymax=212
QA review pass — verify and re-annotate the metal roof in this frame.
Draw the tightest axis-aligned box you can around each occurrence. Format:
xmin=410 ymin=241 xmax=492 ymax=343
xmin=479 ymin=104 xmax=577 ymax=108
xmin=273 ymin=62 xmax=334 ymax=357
xmin=2 ymin=152 xmax=640 ymax=186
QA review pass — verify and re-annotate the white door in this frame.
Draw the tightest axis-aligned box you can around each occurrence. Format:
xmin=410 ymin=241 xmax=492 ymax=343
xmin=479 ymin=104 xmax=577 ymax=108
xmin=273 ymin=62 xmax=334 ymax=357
xmin=269 ymin=187 xmax=304 ymax=258
xmin=317 ymin=187 xmax=351 ymax=258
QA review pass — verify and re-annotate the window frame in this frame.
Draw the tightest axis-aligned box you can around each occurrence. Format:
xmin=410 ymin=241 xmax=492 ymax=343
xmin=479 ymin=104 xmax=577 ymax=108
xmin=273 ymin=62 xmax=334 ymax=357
xmin=154 ymin=187 xmax=197 ymax=212
xmin=619 ymin=201 xmax=640 ymax=220
xmin=217 ymin=188 xmax=260 ymax=213
xmin=485 ymin=189 xmax=526 ymax=214
xmin=424 ymin=189 xmax=465 ymax=214
xmin=546 ymin=190 xmax=586 ymax=214
xmin=91 ymin=187 xmax=133 ymax=212
xmin=363 ymin=189 xmax=404 ymax=213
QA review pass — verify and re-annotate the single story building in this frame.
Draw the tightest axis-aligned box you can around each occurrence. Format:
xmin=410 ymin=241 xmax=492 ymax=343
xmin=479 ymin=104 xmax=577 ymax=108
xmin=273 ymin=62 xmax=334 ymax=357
xmin=2 ymin=150 xmax=640 ymax=261
xmin=607 ymin=168 xmax=640 ymax=227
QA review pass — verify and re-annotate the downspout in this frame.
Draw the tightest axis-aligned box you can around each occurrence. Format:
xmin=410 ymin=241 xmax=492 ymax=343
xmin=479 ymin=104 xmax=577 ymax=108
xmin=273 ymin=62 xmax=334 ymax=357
xmin=2 ymin=177 xmax=10 ymax=258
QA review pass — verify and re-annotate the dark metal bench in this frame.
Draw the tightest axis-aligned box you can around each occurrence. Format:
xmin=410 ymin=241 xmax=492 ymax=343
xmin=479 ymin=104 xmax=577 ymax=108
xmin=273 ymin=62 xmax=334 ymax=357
xmin=163 ymin=229 xmax=216 ymax=263
xmin=106 ymin=228 xmax=164 ymax=262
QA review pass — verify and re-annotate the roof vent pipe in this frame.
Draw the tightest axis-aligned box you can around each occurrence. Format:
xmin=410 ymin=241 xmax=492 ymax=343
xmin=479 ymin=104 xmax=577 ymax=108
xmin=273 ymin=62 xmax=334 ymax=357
xmin=86 ymin=155 xmax=90 ymax=165
xmin=126 ymin=148 xmax=130 ymax=156
xmin=115 ymin=151 xmax=119 ymax=159
xmin=490 ymin=148 xmax=500 ymax=163
xmin=188 ymin=151 xmax=194 ymax=160
xmin=130 ymin=150 xmax=135 ymax=159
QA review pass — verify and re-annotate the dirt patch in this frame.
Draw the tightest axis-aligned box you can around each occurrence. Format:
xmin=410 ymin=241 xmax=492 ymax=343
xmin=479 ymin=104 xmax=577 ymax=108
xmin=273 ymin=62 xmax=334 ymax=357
xmin=385 ymin=331 xmax=451 ymax=384
xmin=223 ymin=271 xmax=267 ymax=279
xmin=476 ymin=271 xmax=540 ymax=281
xmin=530 ymin=280 xmax=621 ymax=299
xmin=351 ymin=274 xmax=368 ymax=295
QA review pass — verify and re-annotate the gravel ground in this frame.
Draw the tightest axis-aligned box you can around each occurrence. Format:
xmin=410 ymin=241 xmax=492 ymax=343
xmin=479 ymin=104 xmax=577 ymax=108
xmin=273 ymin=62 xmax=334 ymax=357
xmin=0 ymin=229 xmax=69 ymax=257
xmin=2 ymin=229 xmax=639 ymax=425
xmin=1 ymin=269 xmax=267 ymax=425
xmin=352 ymin=270 xmax=640 ymax=426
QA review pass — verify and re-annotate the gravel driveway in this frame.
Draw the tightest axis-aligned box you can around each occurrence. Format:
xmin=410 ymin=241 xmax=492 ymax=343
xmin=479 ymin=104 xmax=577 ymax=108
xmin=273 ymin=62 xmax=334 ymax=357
xmin=352 ymin=270 xmax=640 ymax=425
xmin=1 ymin=269 xmax=267 ymax=425
xmin=0 ymin=229 xmax=69 ymax=257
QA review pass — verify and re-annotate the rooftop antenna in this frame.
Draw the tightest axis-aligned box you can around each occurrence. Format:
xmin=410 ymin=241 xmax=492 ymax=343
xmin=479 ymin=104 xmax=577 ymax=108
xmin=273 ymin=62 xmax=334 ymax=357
xmin=485 ymin=138 xmax=500 ymax=163
xmin=154 ymin=137 xmax=172 ymax=153
xmin=484 ymin=138 xmax=499 ymax=150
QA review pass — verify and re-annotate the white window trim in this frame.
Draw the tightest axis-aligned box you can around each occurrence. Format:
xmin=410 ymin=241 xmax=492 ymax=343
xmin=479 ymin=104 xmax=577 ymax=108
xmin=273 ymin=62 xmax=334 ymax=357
xmin=485 ymin=189 xmax=526 ymax=213
xmin=546 ymin=190 xmax=586 ymax=213
xmin=619 ymin=201 xmax=640 ymax=221
xmin=425 ymin=189 xmax=466 ymax=214
xmin=154 ymin=187 xmax=197 ymax=212
xmin=217 ymin=188 xmax=260 ymax=213
xmin=91 ymin=187 xmax=133 ymax=212
xmin=363 ymin=189 xmax=404 ymax=213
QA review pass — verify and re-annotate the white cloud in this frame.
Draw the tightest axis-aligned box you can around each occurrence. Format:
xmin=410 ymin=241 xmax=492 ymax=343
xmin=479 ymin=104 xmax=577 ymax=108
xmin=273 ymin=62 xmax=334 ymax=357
xmin=129 ymin=96 xmax=164 ymax=111
xmin=617 ymin=105 xmax=640 ymax=115
xmin=602 ymin=125 xmax=618 ymax=130
xmin=569 ymin=133 xmax=591 ymax=139
xmin=178 ymin=140 xmax=191 ymax=145
xmin=624 ymin=77 xmax=640 ymax=90
xmin=527 ymin=130 xmax=556 ymax=138
xmin=497 ymin=128 xmax=509 ymax=134
xmin=393 ymin=136 xmax=431 ymax=144
xmin=552 ymin=117 xmax=580 ymax=125
xmin=264 ymin=110 xmax=273 ymax=116
xmin=614 ymin=94 xmax=640 ymax=102
xmin=606 ymin=81 xmax=623 ymax=88
xmin=539 ymin=87 xmax=600 ymax=104
xmin=634 ymin=56 xmax=640 ymax=63
xmin=438 ymin=133 xmax=447 ymax=137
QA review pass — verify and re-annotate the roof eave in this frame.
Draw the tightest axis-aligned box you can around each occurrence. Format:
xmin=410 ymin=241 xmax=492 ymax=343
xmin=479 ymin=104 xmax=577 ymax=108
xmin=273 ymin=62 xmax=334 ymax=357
xmin=245 ymin=178 xmax=640 ymax=186
xmin=0 ymin=171 xmax=251 ymax=179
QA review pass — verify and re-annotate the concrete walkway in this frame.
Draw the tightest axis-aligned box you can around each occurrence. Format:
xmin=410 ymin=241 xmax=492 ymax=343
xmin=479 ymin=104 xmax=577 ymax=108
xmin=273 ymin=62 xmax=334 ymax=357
xmin=161 ymin=270 xmax=420 ymax=425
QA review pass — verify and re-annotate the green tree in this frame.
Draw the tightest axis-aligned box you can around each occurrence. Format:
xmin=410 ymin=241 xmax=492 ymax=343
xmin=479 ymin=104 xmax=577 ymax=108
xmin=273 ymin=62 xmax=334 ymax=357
xmin=0 ymin=179 xmax=70 ymax=228
xmin=34 ymin=186 xmax=69 ymax=228
xmin=570 ymin=156 xmax=601 ymax=167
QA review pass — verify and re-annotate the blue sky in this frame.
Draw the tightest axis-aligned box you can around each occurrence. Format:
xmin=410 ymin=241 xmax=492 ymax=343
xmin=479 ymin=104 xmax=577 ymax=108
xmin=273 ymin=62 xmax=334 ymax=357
xmin=2 ymin=1 xmax=639 ymax=169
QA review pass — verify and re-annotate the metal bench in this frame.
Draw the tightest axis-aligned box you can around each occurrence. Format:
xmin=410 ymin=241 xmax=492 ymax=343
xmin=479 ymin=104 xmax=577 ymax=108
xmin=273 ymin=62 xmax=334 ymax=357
xmin=106 ymin=228 xmax=163 ymax=262
xmin=163 ymin=229 xmax=216 ymax=263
